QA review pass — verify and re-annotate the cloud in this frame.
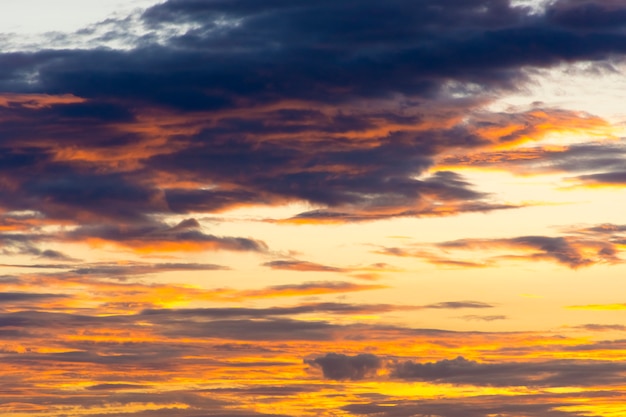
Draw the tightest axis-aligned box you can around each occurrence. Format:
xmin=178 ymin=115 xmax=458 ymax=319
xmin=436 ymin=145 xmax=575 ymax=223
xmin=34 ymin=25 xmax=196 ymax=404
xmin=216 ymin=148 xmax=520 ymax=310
xmin=6 ymin=0 xmax=623 ymax=227
xmin=440 ymin=136 xmax=626 ymax=192
xmin=547 ymin=0 xmax=626 ymax=29
xmin=457 ymin=315 xmax=508 ymax=322
xmin=69 ymin=261 xmax=228 ymax=279
xmin=441 ymin=138 xmax=626 ymax=175
xmin=237 ymin=281 xmax=387 ymax=299
xmin=261 ymin=259 xmax=399 ymax=278
xmin=304 ymin=353 xmax=626 ymax=388
xmin=0 ymin=1 xmax=626 ymax=416
xmin=380 ymin=226 xmax=624 ymax=269
xmin=342 ymin=395 xmax=597 ymax=417
xmin=154 ymin=317 xmax=341 ymax=341
xmin=141 ymin=302 xmax=416 ymax=319
xmin=36 ymin=249 xmax=76 ymax=261
xmin=392 ymin=356 xmax=626 ymax=387
xmin=573 ymin=171 xmax=626 ymax=186
xmin=262 ymin=260 xmax=345 ymax=273
xmin=575 ymin=324 xmax=626 ymax=331
xmin=422 ymin=301 xmax=494 ymax=309
xmin=66 ymin=219 xmax=268 ymax=253
xmin=0 ymin=292 xmax=68 ymax=303
xmin=306 ymin=353 xmax=383 ymax=380
xmin=86 ymin=383 xmax=151 ymax=391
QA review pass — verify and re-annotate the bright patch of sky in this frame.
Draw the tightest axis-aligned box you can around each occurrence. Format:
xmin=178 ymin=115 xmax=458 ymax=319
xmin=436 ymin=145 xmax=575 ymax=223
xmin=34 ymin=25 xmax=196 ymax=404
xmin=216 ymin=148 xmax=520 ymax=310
xmin=0 ymin=0 xmax=163 ymax=51
xmin=0 ymin=0 xmax=161 ymax=34
xmin=510 ymin=0 xmax=552 ymax=14
xmin=487 ymin=61 xmax=626 ymax=125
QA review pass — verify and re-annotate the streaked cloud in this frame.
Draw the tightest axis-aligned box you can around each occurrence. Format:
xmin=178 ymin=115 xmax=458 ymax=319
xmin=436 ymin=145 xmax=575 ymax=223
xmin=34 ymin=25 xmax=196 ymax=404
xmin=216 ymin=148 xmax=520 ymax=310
xmin=379 ymin=224 xmax=626 ymax=269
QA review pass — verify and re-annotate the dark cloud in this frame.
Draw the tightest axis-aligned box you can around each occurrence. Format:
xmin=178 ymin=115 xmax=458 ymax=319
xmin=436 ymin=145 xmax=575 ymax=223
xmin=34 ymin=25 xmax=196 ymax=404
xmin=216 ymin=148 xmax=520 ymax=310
xmin=306 ymin=353 xmax=382 ymax=380
xmin=21 ymin=173 xmax=161 ymax=222
xmin=132 ymin=308 xmax=478 ymax=342
xmin=283 ymin=201 xmax=520 ymax=224
xmin=576 ymin=324 xmax=626 ymax=332
xmin=204 ymin=385 xmax=323 ymax=397
xmin=442 ymin=139 xmax=626 ymax=171
xmin=141 ymin=301 xmax=417 ymax=319
xmin=238 ymin=281 xmax=387 ymax=298
xmin=342 ymin=396 xmax=597 ymax=417
xmin=0 ymin=2 xmax=625 ymax=415
xmin=506 ymin=235 xmax=607 ymax=268
xmin=0 ymin=292 xmax=67 ymax=303
xmin=393 ymin=356 xmax=626 ymax=387
xmin=303 ymin=352 xmax=626 ymax=388
xmin=4 ymin=0 xmax=623 ymax=225
xmin=86 ymin=383 xmax=150 ymax=391
xmin=66 ymin=219 xmax=268 ymax=252
xmin=262 ymin=260 xmax=345 ymax=273
xmin=381 ymin=227 xmax=623 ymax=269
xmin=36 ymin=249 xmax=75 ymax=261
xmin=135 ymin=0 xmax=626 ymax=103
xmin=457 ymin=315 xmax=508 ymax=322
xmin=441 ymin=138 xmax=626 ymax=190
xmin=155 ymin=317 xmax=340 ymax=341
xmin=0 ymin=388 xmax=291 ymax=417
xmin=574 ymin=171 xmax=626 ymax=185
xmin=547 ymin=0 xmax=626 ymax=29
xmin=423 ymin=301 xmax=494 ymax=309
xmin=69 ymin=262 xmax=228 ymax=279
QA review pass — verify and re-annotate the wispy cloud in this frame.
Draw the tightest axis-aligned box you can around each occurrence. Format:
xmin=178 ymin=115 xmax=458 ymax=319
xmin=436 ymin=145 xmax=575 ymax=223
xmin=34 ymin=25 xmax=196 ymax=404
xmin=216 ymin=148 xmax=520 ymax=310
xmin=379 ymin=224 xmax=626 ymax=269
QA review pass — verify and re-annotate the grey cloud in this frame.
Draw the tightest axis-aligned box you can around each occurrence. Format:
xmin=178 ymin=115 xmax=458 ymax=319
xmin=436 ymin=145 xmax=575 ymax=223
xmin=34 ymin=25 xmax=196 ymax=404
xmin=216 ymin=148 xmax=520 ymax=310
xmin=393 ymin=356 xmax=626 ymax=387
xmin=576 ymin=324 xmax=626 ymax=331
xmin=343 ymin=397 xmax=596 ymax=417
xmin=423 ymin=301 xmax=494 ymax=309
xmin=0 ymin=292 xmax=68 ymax=303
xmin=66 ymin=219 xmax=268 ymax=252
xmin=307 ymin=353 xmax=382 ymax=380
xmin=86 ymin=383 xmax=151 ymax=391
xmin=156 ymin=317 xmax=340 ymax=341
xmin=70 ymin=262 xmax=228 ymax=279
xmin=382 ymin=229 xmax=622 ymax=269
xmin=4 ymin=0 xmax=620 ymax=226
xmin=458 ymin=315 xmax=508 ymax=322
xmin=262 ymin=260 xmax=345 ymax=273
xmin=141 ymin=302 xmax=413 ymax=319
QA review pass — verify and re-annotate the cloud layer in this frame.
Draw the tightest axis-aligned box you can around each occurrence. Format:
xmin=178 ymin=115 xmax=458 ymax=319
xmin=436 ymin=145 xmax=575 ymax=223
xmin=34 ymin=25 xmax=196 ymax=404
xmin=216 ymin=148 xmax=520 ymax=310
xmin=1 ymin=0 xmax=626 ymax=416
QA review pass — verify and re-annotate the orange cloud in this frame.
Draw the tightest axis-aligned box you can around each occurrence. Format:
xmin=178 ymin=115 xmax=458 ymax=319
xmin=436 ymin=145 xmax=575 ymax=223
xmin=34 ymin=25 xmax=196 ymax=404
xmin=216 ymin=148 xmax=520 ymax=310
xmin=0 ymin=93 xmax=85 ymax=109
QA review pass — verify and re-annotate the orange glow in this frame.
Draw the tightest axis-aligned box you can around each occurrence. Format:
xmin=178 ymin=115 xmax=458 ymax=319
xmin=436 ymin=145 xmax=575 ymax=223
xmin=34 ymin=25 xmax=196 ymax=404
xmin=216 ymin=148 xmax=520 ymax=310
xmin=0 ymin=93 xmax=85 ymax=108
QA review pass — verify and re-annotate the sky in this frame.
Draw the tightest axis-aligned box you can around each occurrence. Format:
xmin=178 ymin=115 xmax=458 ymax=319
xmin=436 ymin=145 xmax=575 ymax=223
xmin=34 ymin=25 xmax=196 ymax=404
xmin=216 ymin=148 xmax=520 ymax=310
xmin=1 ymin=0 xmax=626 ymax=416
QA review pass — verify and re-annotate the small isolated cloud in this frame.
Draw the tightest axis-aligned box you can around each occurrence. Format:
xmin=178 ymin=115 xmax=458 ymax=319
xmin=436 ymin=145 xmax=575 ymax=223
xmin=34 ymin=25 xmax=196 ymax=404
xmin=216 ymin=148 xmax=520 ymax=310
xmin=306 ymin=353 xmax=383 ymax=380
xmin=262 ymin=260 xmax=345 ymax=273
xmin=576 ymin=324 xmax=626 ymax=331
xmin=423 ymin=301 xmax=494 ymax=309
xmin=457 ymin=315 xmax=508 ymax=322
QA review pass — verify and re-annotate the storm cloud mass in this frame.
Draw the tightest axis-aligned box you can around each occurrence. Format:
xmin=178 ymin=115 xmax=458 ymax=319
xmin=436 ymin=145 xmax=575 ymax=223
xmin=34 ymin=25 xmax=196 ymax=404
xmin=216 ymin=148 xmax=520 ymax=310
xmin=2 ymin=0 xmax=626 ymax=227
